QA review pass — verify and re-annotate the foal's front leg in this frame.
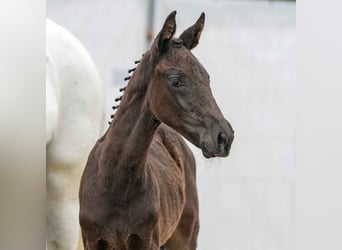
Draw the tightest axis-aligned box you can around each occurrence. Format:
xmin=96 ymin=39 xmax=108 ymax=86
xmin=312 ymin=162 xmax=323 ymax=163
xmin=163 ymin=161 xmax=199 ymax=250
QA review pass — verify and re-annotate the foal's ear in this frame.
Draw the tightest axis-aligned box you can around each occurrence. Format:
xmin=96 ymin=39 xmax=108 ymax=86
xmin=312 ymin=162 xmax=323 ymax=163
xmin=179 ymin=12 xmax=205 ymax=50
xmin=157 ymin=10 xmax=177 ymax=53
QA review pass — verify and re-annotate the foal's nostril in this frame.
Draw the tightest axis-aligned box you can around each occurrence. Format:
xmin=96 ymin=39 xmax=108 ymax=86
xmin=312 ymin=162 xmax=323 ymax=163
xmin=217 ymin=132 xmax=228 ymax=149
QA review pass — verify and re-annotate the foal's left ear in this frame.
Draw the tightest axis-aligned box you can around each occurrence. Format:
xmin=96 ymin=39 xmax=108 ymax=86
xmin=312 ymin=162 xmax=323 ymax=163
xmin=179 ymin=12 xmax=205 ymax=50
xmin=157 ymin=10 xmax=177 ymax=53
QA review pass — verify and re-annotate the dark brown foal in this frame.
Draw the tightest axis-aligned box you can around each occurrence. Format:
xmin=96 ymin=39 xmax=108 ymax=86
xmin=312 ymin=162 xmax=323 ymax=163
xmin=79 ymin=11 xmax=234 ymax=250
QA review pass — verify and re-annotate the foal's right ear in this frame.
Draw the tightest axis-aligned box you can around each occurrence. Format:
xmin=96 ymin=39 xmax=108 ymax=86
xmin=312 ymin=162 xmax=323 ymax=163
xmin=157 ymin=11 xmax=177 ymax=53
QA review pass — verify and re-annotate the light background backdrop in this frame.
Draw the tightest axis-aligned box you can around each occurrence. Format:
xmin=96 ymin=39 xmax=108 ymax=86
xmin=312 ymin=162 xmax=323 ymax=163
xmin=47 ymin=1 xmax=296 ymax=249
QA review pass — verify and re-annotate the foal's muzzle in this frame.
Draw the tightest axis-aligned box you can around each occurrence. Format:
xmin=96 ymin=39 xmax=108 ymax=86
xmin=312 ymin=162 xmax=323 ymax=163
xmin=200 ymin=119 xmax=234 ymax=158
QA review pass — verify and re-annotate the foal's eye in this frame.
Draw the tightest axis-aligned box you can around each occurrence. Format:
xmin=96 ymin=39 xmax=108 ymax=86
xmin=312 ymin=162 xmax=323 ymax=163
xmin=170 ymin=78 xmax=183 ymax=88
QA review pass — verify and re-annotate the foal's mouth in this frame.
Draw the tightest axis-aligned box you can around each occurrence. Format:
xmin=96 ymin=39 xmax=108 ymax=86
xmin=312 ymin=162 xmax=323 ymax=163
xmin=200 ymin=141 xmax=231 ymax=159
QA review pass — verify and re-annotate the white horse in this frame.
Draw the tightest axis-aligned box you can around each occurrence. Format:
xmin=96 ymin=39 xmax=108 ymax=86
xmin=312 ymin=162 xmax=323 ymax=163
xmin=46 ymin=19 xmax=104 ymax=250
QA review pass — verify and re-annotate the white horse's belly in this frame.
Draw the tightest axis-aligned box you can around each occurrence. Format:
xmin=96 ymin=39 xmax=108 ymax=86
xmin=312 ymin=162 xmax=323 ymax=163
xmin=46 ymin=19 xmax=104 ymax=250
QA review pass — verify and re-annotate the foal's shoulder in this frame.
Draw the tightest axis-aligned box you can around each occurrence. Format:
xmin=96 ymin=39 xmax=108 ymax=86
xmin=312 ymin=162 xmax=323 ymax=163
xmin=155 ymin=124 xmax=195 ymax=170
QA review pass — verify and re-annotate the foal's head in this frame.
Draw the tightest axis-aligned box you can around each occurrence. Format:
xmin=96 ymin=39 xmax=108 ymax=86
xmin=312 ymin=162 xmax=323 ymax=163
xmin=146 ymin=11 xmax=234 ymax=158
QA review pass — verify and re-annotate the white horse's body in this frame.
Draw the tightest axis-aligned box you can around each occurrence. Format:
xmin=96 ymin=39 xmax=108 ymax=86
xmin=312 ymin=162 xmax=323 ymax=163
xmin=46 ymin=19 xmax=104 ymax=249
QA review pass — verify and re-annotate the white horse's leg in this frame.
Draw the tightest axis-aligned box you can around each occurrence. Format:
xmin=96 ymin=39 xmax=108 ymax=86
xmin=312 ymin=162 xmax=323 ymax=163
xmin=46 ymin=163 xmax=84 ymax=250
xmin=46 ymin=19 xmax=104 ymax=250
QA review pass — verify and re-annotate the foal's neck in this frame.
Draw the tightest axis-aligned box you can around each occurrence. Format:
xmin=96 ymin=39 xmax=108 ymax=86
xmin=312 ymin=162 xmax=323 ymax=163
xmin=99 ymin=53 xmax=160 ymax=184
